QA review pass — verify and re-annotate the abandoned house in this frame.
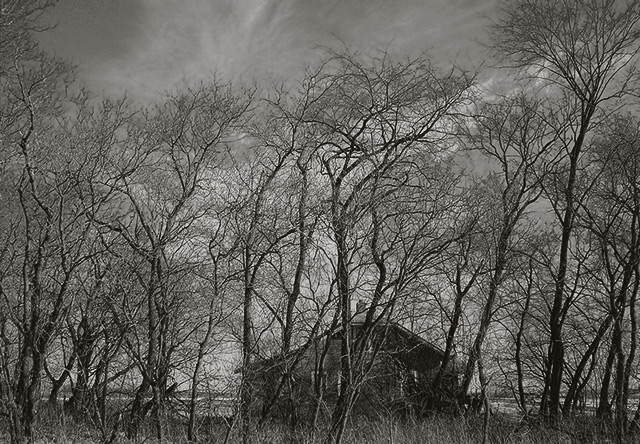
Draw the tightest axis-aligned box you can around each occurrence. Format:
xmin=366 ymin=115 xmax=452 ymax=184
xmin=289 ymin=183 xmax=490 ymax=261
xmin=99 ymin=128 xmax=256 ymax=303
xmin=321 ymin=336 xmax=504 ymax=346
xmin=249 ymin=302 xmax=459 ymax=423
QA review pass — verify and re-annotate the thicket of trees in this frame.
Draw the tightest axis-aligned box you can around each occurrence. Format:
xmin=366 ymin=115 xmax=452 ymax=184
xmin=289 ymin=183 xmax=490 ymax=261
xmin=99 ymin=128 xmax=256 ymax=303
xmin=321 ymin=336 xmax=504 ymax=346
xmin=3 ymin=0 xmax=640 ymax=443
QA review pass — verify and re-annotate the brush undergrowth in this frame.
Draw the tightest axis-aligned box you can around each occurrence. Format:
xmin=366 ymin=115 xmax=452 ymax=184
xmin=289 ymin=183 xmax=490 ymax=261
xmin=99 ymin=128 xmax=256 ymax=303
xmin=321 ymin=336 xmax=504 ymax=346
xmin=7 ymin=406 xmax=640 ymax=443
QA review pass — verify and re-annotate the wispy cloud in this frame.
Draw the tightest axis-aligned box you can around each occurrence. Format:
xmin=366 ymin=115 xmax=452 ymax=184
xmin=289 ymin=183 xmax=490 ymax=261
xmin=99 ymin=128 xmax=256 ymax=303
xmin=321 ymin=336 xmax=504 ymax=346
xmin=40 ymin=0 xmax=497 ymax=99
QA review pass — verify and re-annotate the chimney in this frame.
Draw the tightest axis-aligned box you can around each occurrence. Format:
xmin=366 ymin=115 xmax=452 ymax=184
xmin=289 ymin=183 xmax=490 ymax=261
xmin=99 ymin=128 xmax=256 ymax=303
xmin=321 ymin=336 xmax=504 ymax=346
xmin=354 ymin=300 xmax=367 ymax=323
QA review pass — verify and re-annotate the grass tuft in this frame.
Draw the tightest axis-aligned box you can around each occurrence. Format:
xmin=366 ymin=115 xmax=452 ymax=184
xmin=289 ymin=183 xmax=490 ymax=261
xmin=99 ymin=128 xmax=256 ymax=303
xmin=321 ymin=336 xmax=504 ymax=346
xmin=4 ymin=410 xmax=640 ymax=443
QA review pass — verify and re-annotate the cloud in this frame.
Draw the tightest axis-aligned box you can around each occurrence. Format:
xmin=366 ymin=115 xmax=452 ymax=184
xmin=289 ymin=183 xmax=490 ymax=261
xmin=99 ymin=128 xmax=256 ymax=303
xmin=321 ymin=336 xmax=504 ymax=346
xmin=39 ymin=0 xmax=497 ymax=99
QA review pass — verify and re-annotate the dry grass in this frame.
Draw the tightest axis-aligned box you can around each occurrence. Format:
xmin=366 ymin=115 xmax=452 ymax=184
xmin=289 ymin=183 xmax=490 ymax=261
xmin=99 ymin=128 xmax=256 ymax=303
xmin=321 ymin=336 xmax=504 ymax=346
xmin=6 ymin=408 xmax=640 ymax=444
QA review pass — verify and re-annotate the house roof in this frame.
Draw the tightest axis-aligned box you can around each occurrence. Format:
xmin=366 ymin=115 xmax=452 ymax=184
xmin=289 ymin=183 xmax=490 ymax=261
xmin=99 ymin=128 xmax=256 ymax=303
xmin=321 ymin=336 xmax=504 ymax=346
xmin=250 ymin=319 xmax=445 ymax=372
xmin=350 ymin=319 xmax=445 ymax=358
xmin=382 ymin=322 xmax=445 ymax=357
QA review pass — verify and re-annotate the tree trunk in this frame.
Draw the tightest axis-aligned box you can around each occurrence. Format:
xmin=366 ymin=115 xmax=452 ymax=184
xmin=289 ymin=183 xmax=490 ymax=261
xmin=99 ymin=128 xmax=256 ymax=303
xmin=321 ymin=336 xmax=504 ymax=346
xmin=478 ymin=353 xmax=490 ymax=444
xmin=546 ymin=115 xmax=594 ymax=419
xmin=562 ymin=314 xmax=612 ymax=415
xmin=45 ymin=350 xmax=75 ymax=406
xmin=597 ymin=340 xmax=616 ymax=419
xmin=329 ymin=220 xmax=353 ymax=444
xmin=515 ymin=270 xmax=533 ymax=415
xmin=613 ymin=302 xmax=630 ymax=436
xmin=461 ymin=234 xmax=508 ymax=399
xmin=127 ymin=377 xmax=150 ymax=438
xmin=311 ymin=334 xmax=333 ymax=433
xmin=241 ymin=246 xmax=255 ymax=444
xmin=434 ymin=261 xmax=478 ymax=406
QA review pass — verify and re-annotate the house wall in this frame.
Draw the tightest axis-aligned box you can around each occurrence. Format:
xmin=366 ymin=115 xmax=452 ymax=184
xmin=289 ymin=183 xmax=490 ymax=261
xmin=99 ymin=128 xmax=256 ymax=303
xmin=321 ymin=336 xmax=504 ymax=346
xmin=253 ymin=324 xmax=458 ymax=423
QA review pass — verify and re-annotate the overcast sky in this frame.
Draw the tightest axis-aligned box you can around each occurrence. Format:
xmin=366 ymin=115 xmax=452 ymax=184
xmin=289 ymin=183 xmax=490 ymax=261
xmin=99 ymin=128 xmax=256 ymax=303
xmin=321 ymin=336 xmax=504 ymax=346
xmin=38 ymin=0 xmax=498 ymax=100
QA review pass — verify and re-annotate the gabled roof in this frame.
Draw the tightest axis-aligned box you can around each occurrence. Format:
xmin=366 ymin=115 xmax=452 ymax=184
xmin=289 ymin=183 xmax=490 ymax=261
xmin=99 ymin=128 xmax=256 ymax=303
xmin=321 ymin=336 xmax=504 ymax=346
xmin=383 ymin=322 xmax=445 ymax=357
xmin=349 ymin=319 xmax=445 ymax=358
xmin=251 ymin=318 xmax=445 ymax=372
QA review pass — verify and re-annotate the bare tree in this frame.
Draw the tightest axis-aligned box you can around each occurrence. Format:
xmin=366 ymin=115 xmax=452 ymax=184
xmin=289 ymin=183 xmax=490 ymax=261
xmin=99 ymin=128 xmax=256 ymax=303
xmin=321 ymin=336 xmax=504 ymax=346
xmin=0 ymin=6 xmax=95 ymax=439
xmin=184 ymin=212 xmax=240 ymax=443
xmin=91 ymin=82 xmax=251 ymax=440
xmin=576 ymin=115 xmax=640 ymax=435
xmin=491 ymin=0 xmax=640 ymax=418
xmin=245 ymin=80 xmax=333 ymax=431
xmin=429 ymin=231 xmax=484 ymax=411
xmin=292 ymin=49 xmax=475 ymax=444
xmin=219 ymin=110 xmax=307 ymax=443
xmin=458 ymin=93 xmax=558 ymax=406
